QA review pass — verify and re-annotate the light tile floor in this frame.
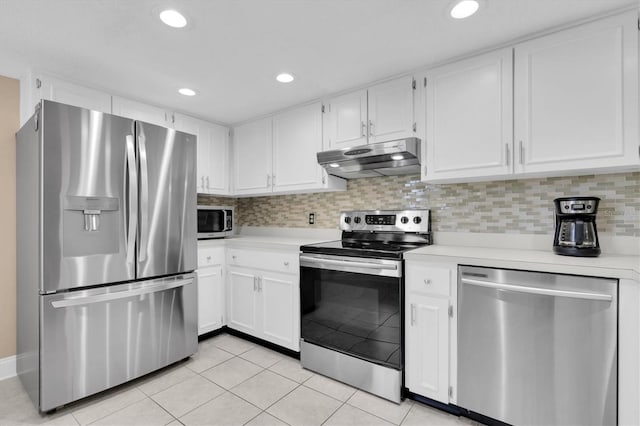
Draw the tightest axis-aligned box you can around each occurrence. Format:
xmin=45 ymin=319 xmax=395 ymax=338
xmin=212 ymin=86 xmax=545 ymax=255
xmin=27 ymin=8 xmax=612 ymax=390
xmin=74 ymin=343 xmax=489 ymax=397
xmin=0 ymin=333 xmax=480 ymax=426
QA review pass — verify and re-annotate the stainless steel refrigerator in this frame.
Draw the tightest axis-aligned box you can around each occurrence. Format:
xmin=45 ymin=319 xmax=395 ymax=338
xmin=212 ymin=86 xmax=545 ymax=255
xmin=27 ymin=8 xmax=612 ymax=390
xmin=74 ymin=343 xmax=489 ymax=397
xmin=16 ymin=100 xmax=198 ymax=412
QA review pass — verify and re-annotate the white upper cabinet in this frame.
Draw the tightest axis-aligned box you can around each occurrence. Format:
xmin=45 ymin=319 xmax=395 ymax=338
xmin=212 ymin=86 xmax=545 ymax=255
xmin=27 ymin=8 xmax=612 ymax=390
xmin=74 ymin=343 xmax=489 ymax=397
xmin=273 ymin=102 xmax=325 ymax=192
xmin=233 ymin=117 xmax=273 ymax=195
xmin=111 ymin=96 xmax=171 ymax=128
xmin=175 ymin=114 xmax=230 ymax=195
xmin=367 ymin=76 xmax=415 ymax=143
xmin=422 ymin=48 xmax=513 ymax=182
xmin=322 ymin=90 xmax=368 ymax=149
xmin=514 ymin=11 xmax=639 ymax=175
xmin=233 ymin=105 xmax=345 ymax=196
xmin=37 ymin=74 xmax=112 ymax=114
xmin=323 ymin=76 xmax=416 ymax=150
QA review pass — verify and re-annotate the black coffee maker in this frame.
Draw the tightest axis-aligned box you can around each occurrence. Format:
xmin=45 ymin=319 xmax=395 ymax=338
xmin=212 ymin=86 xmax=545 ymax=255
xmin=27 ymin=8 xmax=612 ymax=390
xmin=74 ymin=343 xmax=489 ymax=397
xmin=553 ymin=197 xmax=601 ymax=257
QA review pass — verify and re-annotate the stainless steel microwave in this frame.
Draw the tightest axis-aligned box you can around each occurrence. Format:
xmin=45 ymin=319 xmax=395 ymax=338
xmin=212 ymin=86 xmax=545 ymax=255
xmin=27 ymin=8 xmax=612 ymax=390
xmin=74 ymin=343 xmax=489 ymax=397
xmin=197 ymin=206 xmax=234 ymax=239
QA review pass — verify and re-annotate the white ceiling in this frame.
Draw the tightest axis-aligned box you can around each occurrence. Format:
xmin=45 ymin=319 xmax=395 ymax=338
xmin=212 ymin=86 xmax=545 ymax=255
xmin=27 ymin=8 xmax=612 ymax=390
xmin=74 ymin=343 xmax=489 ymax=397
xmin=0 ymin=0 xmax=636 ymax=125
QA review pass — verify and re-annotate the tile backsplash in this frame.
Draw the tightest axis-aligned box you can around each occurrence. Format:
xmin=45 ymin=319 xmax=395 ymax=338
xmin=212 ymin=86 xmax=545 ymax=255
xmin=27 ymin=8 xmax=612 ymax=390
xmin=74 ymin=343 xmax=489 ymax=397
xmin=198 ymin=172 xmax=639 ymax=237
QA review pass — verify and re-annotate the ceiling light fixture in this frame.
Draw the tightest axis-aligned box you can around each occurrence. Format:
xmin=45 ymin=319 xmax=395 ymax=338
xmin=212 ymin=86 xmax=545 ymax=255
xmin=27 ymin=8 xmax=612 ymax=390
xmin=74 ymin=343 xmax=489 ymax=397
xmin=449 ymin=0 xmax=480 ymax=19
xmin=178 ymin=88 xmax=196 ymax=96
xmin=160 ymin=9 xmax=187 ymax=28
xmin=276 ymin=73 xmax=295 ymax=83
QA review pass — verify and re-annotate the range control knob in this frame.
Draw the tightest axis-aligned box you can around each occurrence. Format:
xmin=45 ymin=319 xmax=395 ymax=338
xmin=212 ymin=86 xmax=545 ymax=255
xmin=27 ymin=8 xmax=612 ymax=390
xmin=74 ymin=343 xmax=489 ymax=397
xmin=354 ymin=216 xmax=361 ymax=224
xmin=344 ymin=216 xmax=351 ymax=224
xmin=400 ymin=216 xmax=409 ymax=224
xmin=413 ymin=216 xmax=422 ymax=224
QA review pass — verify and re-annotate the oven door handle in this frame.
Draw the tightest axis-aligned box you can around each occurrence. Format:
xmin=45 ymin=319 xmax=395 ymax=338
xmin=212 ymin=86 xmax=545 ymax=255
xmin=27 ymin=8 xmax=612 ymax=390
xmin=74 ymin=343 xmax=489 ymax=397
xmin=300 ymin=255 xmax=398 ymax=271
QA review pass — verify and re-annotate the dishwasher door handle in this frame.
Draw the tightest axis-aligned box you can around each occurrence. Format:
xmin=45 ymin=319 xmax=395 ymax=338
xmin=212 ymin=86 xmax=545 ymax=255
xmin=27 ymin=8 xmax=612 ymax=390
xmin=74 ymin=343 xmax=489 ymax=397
xmin=460 ymin=277 xmax=613 ymax=302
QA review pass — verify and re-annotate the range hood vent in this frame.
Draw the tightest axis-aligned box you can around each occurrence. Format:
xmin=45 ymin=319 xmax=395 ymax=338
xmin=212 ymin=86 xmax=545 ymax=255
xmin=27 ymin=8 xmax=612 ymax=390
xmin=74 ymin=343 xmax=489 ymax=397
xmin=317 ymin=138 xmax=422 ymax=179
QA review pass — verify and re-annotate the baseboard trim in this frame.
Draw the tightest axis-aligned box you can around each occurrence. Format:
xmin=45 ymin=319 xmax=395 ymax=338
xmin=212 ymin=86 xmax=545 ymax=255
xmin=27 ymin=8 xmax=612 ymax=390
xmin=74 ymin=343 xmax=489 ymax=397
xmin=0 ymin=355 xmax=17 ymax=381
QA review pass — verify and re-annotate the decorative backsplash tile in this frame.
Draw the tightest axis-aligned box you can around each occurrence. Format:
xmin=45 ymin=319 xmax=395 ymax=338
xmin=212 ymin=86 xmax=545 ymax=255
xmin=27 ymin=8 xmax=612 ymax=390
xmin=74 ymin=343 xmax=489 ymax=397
xmin=198 ymin=172 xmax=640 ymax=237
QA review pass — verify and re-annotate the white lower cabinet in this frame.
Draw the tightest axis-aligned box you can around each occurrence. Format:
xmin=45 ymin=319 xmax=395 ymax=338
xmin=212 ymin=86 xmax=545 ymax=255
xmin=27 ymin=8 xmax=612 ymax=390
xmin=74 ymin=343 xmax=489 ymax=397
xmin=197 ymin=244 xmax=226 ymax=335
xmin=405 ymin=262 xmax=457 ymax=404
xmin=226 ymin=248 xmax=300 ymax=351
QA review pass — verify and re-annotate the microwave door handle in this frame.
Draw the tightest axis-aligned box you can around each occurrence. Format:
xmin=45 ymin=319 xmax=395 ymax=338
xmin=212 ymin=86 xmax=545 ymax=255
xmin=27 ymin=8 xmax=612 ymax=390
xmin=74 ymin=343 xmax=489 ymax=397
xmin=223 ymin=210 xmax=228 ymax=231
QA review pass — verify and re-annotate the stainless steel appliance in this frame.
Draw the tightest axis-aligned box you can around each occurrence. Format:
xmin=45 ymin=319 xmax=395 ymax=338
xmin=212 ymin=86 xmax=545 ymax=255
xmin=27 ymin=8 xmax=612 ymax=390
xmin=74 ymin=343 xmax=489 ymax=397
xmin=317 ymin=138 xmax=421 ymax=179
xmin=553 ymin=196 xmax=601 ymax=257
xmin=299 ymin=210 xmax=432 ymax=403
xmin=197 ymin=205 xmax=234 ymax=239
xmin=458 ymin=266 xmax=617 ymax=426
xmin=16 ymin=100 xmax=198 ymax=412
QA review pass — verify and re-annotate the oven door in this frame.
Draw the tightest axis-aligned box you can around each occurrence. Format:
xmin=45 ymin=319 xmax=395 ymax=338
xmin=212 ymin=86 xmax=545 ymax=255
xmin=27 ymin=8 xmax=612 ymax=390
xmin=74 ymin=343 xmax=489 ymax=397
xmin=299 ymin=253 xmax=403 ymax=369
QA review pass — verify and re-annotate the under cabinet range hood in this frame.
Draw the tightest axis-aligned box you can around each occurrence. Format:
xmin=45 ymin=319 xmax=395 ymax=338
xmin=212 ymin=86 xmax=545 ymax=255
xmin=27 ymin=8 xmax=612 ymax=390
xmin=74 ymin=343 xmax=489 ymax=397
xmin=317 ymin=138 xmax=421 ymax=179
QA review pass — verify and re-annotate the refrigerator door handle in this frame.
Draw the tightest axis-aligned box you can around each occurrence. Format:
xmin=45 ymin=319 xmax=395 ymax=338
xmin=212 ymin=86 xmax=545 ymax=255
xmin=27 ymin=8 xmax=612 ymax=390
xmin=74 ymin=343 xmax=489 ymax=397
xmin=125 ymin=135 xmax=138 ymax=269
xmin=138 ymin=128 xmax=150 ymax=263
xmin=50 ymin=277 xmax=194 ymax=308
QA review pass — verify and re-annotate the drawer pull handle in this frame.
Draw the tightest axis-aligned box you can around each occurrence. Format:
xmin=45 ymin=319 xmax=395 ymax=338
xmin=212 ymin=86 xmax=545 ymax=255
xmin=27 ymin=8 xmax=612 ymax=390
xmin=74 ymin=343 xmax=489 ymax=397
xmin=232 ymin=255 xmax=237 ymax=260
xmin=206 ymin=256 xmax=211 ymax=261
xmin=424 ymin=279 xmax=432 ymax=285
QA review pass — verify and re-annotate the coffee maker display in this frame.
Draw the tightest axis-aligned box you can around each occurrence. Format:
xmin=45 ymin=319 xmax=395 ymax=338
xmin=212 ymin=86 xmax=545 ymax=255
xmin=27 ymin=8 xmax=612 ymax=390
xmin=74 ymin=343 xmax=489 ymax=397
xmin=553 ymin=197 xmax=601 ymax=257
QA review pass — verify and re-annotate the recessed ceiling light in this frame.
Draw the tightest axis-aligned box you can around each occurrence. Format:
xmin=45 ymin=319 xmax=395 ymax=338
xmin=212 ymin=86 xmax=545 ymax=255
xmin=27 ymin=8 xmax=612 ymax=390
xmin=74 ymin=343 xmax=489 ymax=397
xmin=160 ymin=10 xmax=187 ymax=28
xmin=450 ymin=0 xmax=480 ymax=19
xmin=276 ymin=73 xmax=295 ymax=83
xmin=391 ymin=154 xmax=404 ymax=161
xmin=178 ymin=88 xmax=196 ymax=96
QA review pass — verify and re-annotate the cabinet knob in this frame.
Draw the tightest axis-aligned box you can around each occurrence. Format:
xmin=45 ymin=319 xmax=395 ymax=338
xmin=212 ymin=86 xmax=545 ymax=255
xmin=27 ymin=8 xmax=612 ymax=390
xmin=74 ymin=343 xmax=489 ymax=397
xmin=232 ymin=255 xmax=237 ymax=261
xmin=424 ymin=279 xmax=432 ymax=285
xmin=284 ymin=261 xmax=289 ymax=267
xmin=206 ymin=256 xmax=211 ymax=261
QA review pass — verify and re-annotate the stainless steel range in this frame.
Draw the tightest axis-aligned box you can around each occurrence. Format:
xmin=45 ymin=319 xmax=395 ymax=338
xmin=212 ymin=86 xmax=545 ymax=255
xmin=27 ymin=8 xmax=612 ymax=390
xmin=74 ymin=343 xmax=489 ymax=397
xmin=299 ymin=209 xmax=432 ymax=403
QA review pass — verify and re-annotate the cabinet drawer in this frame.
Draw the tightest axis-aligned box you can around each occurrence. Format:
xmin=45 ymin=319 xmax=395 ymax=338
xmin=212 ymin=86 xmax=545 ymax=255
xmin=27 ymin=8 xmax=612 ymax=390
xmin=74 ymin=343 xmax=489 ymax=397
xmin=227 ymin=248 xmax=299 ymax=274
xmin=198 ymin=246 xmax=224 ymax=267
xmin=406 ymin=265 xmax=451 ymax=297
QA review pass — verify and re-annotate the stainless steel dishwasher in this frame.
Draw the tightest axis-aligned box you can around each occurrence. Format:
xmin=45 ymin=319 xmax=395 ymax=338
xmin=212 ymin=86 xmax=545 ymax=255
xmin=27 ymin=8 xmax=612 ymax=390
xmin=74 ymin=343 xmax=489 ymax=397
xmin=457 ymin=265 xmax=617 ymax=426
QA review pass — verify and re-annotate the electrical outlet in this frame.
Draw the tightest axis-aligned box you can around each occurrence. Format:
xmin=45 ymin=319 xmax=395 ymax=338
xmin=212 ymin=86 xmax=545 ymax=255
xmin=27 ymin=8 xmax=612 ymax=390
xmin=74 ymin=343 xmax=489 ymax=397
xmin=308 ymin=212 xmax=315 ymax=225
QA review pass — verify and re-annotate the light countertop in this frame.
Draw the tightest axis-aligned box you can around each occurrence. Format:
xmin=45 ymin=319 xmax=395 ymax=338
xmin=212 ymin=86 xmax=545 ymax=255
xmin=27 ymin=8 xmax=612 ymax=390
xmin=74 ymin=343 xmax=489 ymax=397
xmin=405 ymin=245 xmax=640 ymax=281
xmin=197 ymin=228 xmax=640 ymax=281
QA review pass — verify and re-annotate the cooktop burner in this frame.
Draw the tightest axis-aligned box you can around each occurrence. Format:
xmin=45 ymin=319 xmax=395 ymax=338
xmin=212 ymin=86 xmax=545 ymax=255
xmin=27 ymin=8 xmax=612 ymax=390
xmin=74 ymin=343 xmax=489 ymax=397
xmin=300 ymin=209 xmax=432 ymax=260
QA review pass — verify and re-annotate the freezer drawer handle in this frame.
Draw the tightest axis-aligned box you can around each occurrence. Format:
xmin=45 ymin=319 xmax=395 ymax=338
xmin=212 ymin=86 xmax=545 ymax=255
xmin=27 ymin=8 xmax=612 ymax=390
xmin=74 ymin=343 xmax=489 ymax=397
xmin=50 ymin=278 xmax=193 ymax=308
xmin=460 ymin=277 xmax=613 ymax=302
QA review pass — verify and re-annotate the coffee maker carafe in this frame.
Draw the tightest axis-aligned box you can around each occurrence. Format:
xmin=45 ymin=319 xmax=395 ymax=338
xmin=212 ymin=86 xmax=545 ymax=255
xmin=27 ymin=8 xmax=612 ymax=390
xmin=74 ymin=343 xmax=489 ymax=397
xmin=553 ymin=197 xmax=601 ymax=257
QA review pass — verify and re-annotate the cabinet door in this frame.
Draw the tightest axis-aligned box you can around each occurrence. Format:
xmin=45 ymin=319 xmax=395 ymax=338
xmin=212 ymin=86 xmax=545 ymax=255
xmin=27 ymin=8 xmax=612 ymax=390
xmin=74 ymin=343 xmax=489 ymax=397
xmin=38 ymin=75 xmax=112 ymax=113
xmin=206 ymin=123 xmax=230 ymax=194
xmin=227 ymin=267 xmax=259 ymax=336
xmin=273 ymin=102 xmax=324 ymax=193
xmin=367 ymin=76 xmax=415 ymax=143
xmin=423 ymin=49 xmax=513 ymax=182
xmin=406 ymin=294 xmax=450 ymax=403
xmin=196 ymin=265 xmax=224 ymax=335
xmin=514 ymin=12 xmax=639 ymax=174
xmin=112 ymin=96 xmax=169 ymax=128
xmin=323 ymin=90 xmax=368 ymax=149
xmin=259 ymin=271 xmax=300 ymax=351
xmin=233 ymin=118 xmax=273 ymax=195
xmin=176 ymin=115 xmax=230 ymax=194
